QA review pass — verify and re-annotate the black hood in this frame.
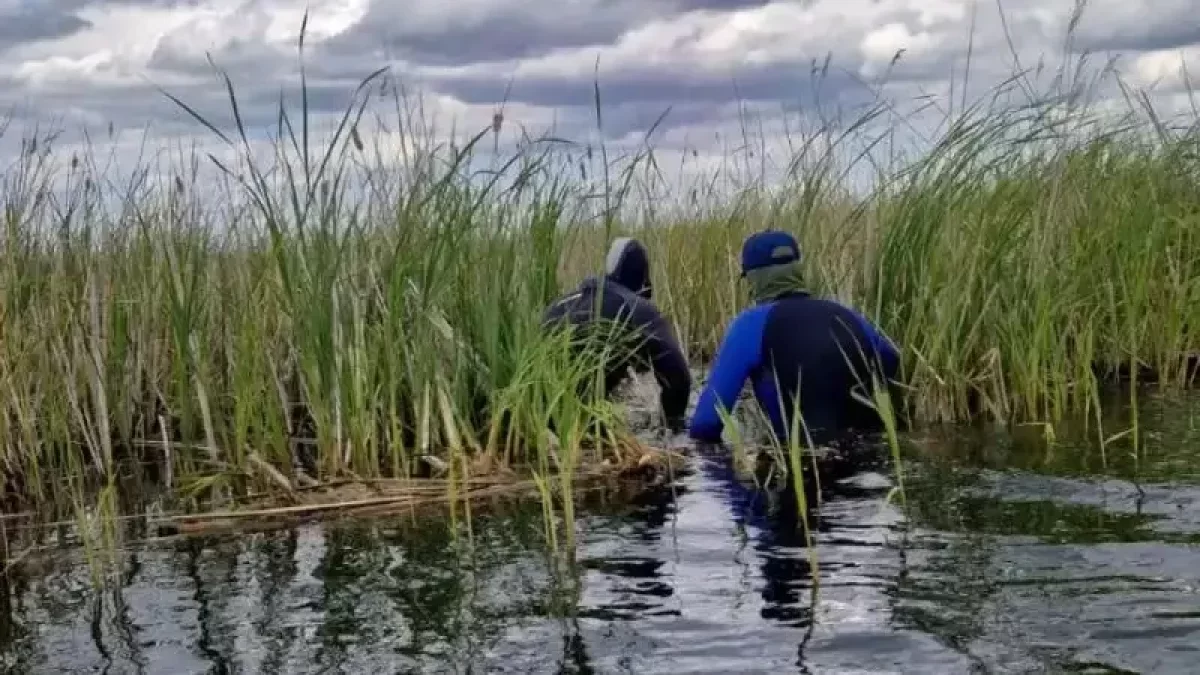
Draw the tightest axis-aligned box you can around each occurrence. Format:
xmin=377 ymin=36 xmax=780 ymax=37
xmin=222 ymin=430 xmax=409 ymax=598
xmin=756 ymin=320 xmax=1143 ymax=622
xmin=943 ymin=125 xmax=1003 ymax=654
xmin=605 ymin=237 xmax=652 ymax=300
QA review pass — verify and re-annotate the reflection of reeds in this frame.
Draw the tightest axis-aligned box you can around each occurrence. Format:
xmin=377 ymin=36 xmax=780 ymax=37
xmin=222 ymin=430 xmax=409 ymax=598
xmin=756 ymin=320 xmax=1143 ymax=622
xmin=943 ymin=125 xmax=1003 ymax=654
xmin=166 ymin=477 xmax=563 ymax=538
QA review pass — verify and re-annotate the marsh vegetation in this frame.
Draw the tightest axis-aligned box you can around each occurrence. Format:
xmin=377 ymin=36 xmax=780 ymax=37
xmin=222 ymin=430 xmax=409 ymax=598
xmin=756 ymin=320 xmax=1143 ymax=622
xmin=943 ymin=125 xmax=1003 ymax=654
xmin=1 ymin=17 xmax=1198 ymax=585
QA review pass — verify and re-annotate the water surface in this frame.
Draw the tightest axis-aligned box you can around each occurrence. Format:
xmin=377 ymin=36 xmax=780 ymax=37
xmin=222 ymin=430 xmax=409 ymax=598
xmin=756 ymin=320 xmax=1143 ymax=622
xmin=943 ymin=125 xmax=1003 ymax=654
xmin=3 ymin=388 xmax=1200 ymax=674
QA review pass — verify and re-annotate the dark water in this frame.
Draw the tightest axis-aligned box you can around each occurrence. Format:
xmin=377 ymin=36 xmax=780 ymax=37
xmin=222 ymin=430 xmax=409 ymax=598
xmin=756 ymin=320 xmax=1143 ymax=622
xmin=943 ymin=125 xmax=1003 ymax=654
xmin=3 ymin=389 xmax=1200 ymax=674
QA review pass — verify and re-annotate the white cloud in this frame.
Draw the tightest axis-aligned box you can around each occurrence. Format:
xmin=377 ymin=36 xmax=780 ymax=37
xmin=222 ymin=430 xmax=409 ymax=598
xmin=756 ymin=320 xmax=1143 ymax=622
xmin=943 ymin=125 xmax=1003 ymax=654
xmin=1128 ymin=47 xmax=1200 ymax=93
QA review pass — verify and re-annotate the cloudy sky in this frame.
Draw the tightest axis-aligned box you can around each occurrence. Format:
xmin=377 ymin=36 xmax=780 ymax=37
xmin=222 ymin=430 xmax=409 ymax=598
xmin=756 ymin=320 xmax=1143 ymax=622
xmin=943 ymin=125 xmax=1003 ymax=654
xmin=1 ymin=0 xmax=1198 ymax=191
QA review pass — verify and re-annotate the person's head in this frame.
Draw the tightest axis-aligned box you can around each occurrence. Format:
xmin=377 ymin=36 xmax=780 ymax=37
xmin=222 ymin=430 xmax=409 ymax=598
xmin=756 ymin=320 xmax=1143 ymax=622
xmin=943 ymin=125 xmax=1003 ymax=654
xmin=740 ymin=229 xmax=805 ymax=303
xmin=605 ymin=237 xmax=653 ymax=300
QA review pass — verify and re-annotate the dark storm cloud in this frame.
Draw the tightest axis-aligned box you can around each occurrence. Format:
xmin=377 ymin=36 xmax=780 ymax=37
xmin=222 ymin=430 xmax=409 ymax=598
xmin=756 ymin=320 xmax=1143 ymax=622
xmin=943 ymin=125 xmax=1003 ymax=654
xmin=0 ymin=8 xmax=91 ymax=48
xmin=1075 ymin=24 xmax=1200 ymax=55
xmin=322 ymin=0 xmax=774 ymax=67
xmin=428 ymin=60 xmax=870 ymax=111
xmin=0 ymin=0 xmax=215 ymax=52
xmin=1069 ymin=0 xmax=1200 ymax=53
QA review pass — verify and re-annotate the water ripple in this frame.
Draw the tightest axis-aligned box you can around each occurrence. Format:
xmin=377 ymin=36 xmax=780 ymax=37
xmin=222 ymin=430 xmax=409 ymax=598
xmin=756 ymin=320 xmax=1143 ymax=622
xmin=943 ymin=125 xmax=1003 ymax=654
xmin=6 ymin=404 xmax=1200 ymax=673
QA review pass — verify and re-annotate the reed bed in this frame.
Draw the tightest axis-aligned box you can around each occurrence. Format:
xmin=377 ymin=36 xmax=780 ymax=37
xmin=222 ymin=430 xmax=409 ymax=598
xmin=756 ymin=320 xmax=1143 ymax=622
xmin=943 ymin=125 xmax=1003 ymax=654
xmin=2 ymin=24 xmax=1200 ymax=524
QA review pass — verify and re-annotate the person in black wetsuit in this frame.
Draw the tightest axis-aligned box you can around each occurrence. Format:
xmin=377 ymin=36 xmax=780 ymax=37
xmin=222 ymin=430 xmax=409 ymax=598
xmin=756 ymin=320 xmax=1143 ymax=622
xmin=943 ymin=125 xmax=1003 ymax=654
xmin=542 ymin=237 xmax=692 ymax=432
xmin=689 ymin=229 xmax=902 ymax=448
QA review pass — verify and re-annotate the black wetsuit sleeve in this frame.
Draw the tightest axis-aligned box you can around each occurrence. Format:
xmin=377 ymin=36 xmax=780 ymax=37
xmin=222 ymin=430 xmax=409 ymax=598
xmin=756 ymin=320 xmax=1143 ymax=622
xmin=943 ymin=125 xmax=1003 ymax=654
xmin=627 ymin=299 xmax=692 ymax=432
xmin=541 ymin=288 xmax=583 ymax=328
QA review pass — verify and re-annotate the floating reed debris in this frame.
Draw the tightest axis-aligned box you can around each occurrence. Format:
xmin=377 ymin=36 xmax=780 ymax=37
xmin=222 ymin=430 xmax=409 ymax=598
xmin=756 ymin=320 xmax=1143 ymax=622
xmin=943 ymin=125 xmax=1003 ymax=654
xmin=153 ymin=440 xmax=689 ymax=537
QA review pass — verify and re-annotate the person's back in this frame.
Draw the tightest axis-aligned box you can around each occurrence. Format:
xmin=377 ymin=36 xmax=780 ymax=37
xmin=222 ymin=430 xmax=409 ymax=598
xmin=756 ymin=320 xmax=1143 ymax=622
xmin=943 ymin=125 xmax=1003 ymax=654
xmin=688 ymin=230 xmax=900 ymax=446
xmin=756 ymin=292 xmax=898 ymax=439
xmin=542 ymin=238 xmax=691 ymax=432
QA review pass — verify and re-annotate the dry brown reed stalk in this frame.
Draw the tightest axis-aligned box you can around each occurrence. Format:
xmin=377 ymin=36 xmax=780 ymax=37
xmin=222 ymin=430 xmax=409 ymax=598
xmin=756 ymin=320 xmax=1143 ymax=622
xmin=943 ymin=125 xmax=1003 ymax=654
xmin=147 ymin=432 xmax=688 ymax=537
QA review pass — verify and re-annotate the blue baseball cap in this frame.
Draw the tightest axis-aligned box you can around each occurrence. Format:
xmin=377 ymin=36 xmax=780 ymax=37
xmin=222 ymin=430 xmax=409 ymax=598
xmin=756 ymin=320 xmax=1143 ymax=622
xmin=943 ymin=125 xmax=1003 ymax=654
xmin=740 ymin=230 xmax=801 ymax=276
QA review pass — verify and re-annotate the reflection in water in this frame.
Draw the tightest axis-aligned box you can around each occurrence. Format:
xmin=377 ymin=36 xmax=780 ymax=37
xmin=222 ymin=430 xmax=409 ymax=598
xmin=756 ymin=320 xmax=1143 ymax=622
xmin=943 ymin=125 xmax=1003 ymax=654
xmin=2 ymin=389 xmax=1200 ymax=673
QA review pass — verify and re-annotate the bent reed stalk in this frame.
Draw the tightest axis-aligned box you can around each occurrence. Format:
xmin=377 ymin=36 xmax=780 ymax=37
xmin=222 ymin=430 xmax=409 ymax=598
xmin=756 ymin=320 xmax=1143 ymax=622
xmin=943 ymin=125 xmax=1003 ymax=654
xmin=2 ymin=22 xmax=1200 ymax=517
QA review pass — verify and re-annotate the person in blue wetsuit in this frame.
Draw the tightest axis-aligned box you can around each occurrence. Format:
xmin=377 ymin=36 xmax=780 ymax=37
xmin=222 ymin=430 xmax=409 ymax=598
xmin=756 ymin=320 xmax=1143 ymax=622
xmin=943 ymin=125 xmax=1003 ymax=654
xmin=542 ymin=237 xmax=692 ymax=432
xmin=688 ymin=229 xmax=901 ymax=447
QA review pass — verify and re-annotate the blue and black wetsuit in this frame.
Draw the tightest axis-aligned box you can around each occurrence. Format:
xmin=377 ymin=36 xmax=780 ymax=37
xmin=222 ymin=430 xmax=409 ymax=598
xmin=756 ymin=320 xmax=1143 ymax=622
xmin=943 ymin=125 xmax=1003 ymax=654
xmin=689 ymin=290 xmax=900 ymax=446
xmin=542 ymin=238 xmax=692 ymax=432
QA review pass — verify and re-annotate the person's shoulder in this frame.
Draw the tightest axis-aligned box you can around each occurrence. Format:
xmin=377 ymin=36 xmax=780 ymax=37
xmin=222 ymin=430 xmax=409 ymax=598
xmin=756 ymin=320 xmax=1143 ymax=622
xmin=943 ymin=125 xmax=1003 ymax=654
xmin=792 ymin=294 xmax=863 ymax=319
xmin=765 ymin=294 xmax=863 ymax=330
xmin=819 ymin=296 xmax=878 ymax=323
xmin=586 ymin=280 xmax=667 ymax=336
xmin=602 ymin=280 xmax=663 ymax=314
xmin=807 ymin=296 xmax=890 ymax=338
xmin=544 ymin=278 xmax=592 ymax=314
xmin=723 ymin=302 xmax=775 ymax=337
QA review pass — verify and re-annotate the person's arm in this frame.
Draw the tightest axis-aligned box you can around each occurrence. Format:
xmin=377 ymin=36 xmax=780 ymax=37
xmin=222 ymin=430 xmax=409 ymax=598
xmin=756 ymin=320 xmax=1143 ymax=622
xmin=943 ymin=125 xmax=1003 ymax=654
xmin=846 ymin=307 xmax=901 ymax=378
xmin=650 ymin=335 xmax=692 ymax=433
xmin=688 ymin=305 xmax=771 ymax=443
xmin=628 ymin=301 xmax=693 ymax=432
xmin=541 ymin=285 xmax=586 ymax=330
